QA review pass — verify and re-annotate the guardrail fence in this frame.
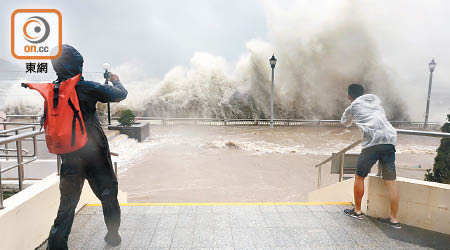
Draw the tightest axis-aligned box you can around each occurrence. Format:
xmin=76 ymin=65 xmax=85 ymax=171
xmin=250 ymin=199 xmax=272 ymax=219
xmin=6 ymin=115 xmax=442 ymax=129
xmin=107 ymin=116 xmax=442 ymax=130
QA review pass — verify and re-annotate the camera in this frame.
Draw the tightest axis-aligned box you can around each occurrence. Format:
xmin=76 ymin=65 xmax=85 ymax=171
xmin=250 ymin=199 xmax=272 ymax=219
xmin=103 ymin=63 xmax=111 ymax=80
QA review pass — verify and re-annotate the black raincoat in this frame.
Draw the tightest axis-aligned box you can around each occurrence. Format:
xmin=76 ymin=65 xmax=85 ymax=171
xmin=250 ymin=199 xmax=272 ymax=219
xmin=47 ymin=44 xmax=127 ymax=250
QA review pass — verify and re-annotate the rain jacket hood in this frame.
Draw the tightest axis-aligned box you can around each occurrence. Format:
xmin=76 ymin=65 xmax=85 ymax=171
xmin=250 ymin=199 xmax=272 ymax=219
xmin=51 ymin=44 xmax=84 ymax=82
xmin=353 ymin=94 xmax=381 ymax=109
xmin=341 ymin=94 xmax=397 ymax=148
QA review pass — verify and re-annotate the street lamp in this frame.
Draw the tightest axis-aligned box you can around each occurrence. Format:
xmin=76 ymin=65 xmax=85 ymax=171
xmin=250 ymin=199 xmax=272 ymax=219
xmin=269 ymin=54 xmax=277 ymax=128
xmin=103 ymin=63 xmax=111 ymax=125
xmin=424 ymin=58 xmax=436 ymax=128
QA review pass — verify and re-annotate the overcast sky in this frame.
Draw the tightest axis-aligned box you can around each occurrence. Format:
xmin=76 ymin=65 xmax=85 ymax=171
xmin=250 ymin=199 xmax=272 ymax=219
xmin=1 ymin=0 xmax=449 ymax=120
xmin=0 ymin=0 xmax=267 ymax=76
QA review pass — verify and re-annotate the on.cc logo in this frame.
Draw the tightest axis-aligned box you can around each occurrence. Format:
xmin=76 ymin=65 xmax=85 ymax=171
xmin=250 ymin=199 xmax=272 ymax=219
xmin=11 ymin=9 xmax=62 ymax=60
xmin=23 ymin=16 xmax=50 ymax=44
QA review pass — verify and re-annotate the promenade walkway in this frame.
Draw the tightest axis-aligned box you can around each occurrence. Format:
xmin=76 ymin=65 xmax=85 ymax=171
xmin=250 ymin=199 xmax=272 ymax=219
xmin=37 ymin=203 xmax=450 ymax=250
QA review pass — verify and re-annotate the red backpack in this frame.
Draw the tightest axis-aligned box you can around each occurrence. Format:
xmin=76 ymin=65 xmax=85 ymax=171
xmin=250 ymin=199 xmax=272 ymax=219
xmin=23 ymin=74 xmax=88 ymax=154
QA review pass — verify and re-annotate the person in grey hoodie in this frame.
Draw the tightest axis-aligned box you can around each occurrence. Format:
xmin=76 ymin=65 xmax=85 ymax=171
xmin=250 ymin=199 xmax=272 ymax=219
xmin=341 ymin=83 xmax=401 ymax=229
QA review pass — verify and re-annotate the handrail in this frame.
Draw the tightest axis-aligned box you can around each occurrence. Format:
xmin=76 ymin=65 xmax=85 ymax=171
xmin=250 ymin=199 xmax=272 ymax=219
xmin=397 ymin=129 xmax=450 ymax=138
xmin=0 ymin=121 xmax=119 ymax=209
xmin=0 ymin=148 xmax=29 ymax=155
xmin=5 ymin=115 xmax=41 ymax=118
xmin=315 ymin=139 xmax=362 ymax=188
xmin=121 ymin=117 xmax=441 ymax=122
xmin=125 ymin=117 xmax=442 ymax=123
xmin=0 ymin=130 xmax=43 ymax=145
xmin=1 ymin=157 xmax=37 ymax=173
xmin=5 ymin=115 xmax=41 ymax=123
xmin=0 ymin=126 xmax=35 ymax=159
xmin=0 ymin=125 xmax=35 ymax=135
xmin=132 ymin=118 xmax=442 ymax=130
xmin=1 ymin=126 xmax=40 ymax=160
xmin=316 ymin=129 xmax=450 ymax=188
xmin=315 ymin=139 xmax=362 ymax=168
xmin=0 ymin=130 xmax=40 ymax=158
xmin=1 ymin=130 xmax=44 ymax=209
xmin=1 ymin=117 xmax=443 ymax=130
xmin=0 ymin=122 xmax=40 ymax=126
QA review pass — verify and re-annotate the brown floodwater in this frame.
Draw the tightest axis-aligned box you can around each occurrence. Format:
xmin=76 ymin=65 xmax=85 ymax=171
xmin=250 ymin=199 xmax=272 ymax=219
xmin=108 ymin=126 xmax=440 ymax=202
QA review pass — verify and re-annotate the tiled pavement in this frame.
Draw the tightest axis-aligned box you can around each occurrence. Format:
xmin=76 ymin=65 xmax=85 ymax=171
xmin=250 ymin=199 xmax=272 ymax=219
xmin=37 ymin=204 xmax=450 ymax=250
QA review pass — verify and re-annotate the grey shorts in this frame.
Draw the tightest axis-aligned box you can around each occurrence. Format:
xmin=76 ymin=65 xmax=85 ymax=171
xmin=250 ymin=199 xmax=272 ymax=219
xmin=357 ymin=144 xmax=396 ymax=180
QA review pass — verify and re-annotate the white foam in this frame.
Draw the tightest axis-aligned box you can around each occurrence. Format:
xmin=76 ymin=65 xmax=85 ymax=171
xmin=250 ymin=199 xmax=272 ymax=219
xmin=108 ymin=134 xmax=167 ymax=173
xmin=109 ymin=129 xmax=438 ymax=174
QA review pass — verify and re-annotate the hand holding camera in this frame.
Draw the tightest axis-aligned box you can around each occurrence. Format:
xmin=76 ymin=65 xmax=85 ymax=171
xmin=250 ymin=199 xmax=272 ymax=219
xmin=103 ymin=63 xmax=119 ymax=82
xmin=108 ymin=73 xmax=119 ymax=82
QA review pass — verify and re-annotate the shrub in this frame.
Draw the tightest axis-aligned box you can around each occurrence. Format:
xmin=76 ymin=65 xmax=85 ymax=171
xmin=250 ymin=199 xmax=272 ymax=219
xmin=425 ymin=114 xmax=450 ymax=184
xmin=118 ymin=109 xmax=136 ymax=126
xmin=2 ymin=190 xmax=18 ymax=200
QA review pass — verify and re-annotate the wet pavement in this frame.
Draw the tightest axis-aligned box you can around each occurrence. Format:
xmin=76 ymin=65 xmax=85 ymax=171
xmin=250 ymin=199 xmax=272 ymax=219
xmin=36 ymin=204 xmax=450 ymax=250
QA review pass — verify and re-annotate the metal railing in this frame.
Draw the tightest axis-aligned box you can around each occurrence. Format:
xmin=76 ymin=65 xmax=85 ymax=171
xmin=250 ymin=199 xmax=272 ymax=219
xmin=1 ymin=129 xmax=44 ymax=209
xmin=5 ymin=115 xmax=443 ymax=129
xmin=396 ymin=129 xmax=450 ymax=138
xmin=0 ymin=125 xmax=35 ymax=135
xmin=1 ymin=122 xmax=40 ymax=126
xmin=0 ymin=123 xmax=120 ymax=209
xmin=4 ymin=114 xmax=41 ymax=123
xmin=0 ymin=116 xmax=122 ymax=202
xmin=315 ymin=129 xmax=450 ymax=188
xmin=109 ymin=117 xmax=442 ymax=129
xmin=1 ymin=123 xmax=45 ymax=144
xmin=0 ymin=125 xmax=37 ymax=160
xmin=315 ymin=139 xmax=362 ymax=188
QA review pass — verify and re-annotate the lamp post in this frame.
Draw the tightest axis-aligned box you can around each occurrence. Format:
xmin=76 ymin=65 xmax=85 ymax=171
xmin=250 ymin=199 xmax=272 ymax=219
xmin=103 ymin=63 xmax=111 ymax=125
xmin=269 ymin=54 xmax=277 ymax=128
xmin=424 ymin=58 xmax=436 ymax=128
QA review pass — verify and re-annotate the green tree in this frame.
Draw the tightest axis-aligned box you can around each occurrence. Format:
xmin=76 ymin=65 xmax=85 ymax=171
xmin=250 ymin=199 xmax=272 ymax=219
xmin=425 ymin=114 xmax=450 ymax=184
xmin=118 ymin=109 xmax=136 ymax=126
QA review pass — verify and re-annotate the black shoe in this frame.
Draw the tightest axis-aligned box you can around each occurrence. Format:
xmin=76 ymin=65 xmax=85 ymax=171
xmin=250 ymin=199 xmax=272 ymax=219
xmin=104 ymin=231 xmax=121 ymax=246
xmin=344 ymin=208 xmax=364 ymax=220
xmin=377 ymin=217 xmax=402 ymax=229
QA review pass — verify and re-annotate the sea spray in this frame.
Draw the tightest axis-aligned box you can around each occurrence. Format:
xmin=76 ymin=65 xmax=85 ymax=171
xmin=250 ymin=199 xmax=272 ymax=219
xmin=123 ymin=0 xmax=407 ymax=119
xmin=1 ymin=0 xmax=408 ymax=120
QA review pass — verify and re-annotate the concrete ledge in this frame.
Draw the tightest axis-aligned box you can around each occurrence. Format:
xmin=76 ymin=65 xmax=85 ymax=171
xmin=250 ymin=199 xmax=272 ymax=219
xmin=367 ymin=175 xmax=450 ymax=235
xmin=308 ymin=177 xmax=369 ymax=213
xmin=0 ymin=173 xmax=127 ymax=250
xmin=1 ymin=179 xmax=41 ymax=189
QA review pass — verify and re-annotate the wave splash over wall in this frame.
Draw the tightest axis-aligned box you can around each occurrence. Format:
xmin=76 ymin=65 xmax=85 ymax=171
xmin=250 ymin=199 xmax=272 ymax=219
xmin=1 ymin=0 xmax=408 ymax=120
xmin=134 ymin=0 xmax=407 ymax=120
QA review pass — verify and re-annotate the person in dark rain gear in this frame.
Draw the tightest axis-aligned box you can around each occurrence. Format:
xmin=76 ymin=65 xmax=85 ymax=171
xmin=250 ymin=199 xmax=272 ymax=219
xmin=47 ymin=44 xmax=127 ymax=250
